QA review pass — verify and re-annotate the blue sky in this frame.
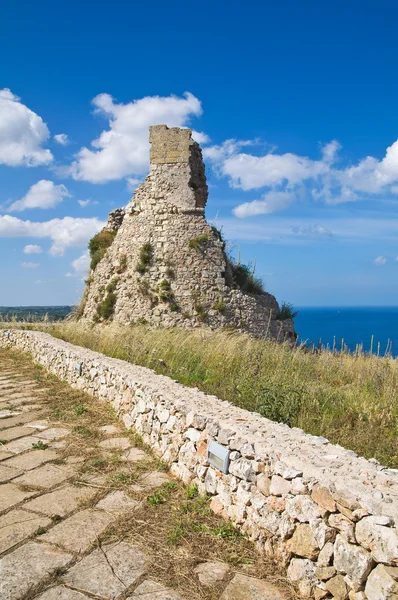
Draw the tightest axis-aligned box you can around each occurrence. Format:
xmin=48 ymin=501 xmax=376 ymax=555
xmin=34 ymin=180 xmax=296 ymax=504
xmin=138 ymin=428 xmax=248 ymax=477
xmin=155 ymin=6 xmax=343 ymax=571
xmin=1 ymin=0 xmax=398 ymax=307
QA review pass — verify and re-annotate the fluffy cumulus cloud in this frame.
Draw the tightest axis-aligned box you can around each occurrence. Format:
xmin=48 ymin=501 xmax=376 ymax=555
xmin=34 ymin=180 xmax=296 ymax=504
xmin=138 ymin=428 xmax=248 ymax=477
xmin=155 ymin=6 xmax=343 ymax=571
xmin=8 ymin=180 xmax=70 ymax=212
xmin=23 ymin=244 xmax=42 ymax=254
xmin=66 ymin=251 xmax=90 ymax=279
xmin=205 ymin=136 xmax=398 ymax=216
xmin=233 ymin=191 xmax=296 ymax=217
xmin=53 ymin=133 xmax=69 ymax=145
xmin=0 ymin=215 xmax=104 ymax=255
xmin=373 ymin=255 xmax=388 ymax=266
xmin=0 ymin=89 xmax=53 ymax=167
xmin=67 ymin=92 xmax=203 ymax=183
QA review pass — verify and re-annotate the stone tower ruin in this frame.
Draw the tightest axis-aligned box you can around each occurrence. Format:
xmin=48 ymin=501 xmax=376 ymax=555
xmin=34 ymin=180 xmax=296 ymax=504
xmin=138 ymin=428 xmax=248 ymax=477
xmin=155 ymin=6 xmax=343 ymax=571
xmin=80 ymin=125 xmax=295 ymax=341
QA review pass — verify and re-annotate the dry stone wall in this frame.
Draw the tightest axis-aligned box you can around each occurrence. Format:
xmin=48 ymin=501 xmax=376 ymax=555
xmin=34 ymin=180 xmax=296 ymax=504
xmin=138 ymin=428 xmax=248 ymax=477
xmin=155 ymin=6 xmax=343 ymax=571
xmin=1 ymin=330 xmax=397 ymax=600
xmin=81 ymin=125 xmax=295 ymax=341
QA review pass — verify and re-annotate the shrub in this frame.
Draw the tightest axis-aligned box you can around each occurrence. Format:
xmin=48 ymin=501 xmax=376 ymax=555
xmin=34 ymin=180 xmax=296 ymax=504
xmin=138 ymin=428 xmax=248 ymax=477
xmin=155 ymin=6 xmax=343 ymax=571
xmin=88 ymin=230 xmax=116 ymax=271
xmin=158 ymin=279 xmax=173 ymax=302
xmin=96 ymin=278 xmax=119 ymax=320
xmin=116 ymin=254 xmax=127 ymax=274
xmin=279 ymin=302 xmax=299 ymax=320
xmin=136 ymin=242 xmax=153 ymax=274
xmin=212 ymin=299 xmax=226 ymax=314
xmin=231 ymin=263 xmax=264 ymax=295
xmin=189 ymin=234 xmax=209 ymax=252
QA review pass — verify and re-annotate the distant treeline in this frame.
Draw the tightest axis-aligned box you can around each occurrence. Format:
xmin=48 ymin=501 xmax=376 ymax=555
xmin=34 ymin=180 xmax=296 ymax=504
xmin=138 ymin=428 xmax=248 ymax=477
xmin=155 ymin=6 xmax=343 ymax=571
xmin=0 ymin=306 xmax=73 ymax=322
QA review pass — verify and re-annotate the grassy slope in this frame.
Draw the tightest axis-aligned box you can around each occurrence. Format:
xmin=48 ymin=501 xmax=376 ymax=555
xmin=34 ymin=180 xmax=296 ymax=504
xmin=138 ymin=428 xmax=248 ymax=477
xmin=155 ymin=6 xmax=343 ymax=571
xmin=3 ymin=321 xmax=398 ymax=468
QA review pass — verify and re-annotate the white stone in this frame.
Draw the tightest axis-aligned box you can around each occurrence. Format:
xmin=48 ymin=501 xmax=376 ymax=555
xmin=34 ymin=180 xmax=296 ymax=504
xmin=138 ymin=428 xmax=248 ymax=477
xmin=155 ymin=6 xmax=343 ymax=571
xmin=365 ymin=565 xmax=398 ymax=600
xmin=334 ymin=534 xmax=374 ymax=588
xmin=356 ymin=517 xmax=398 ymax=563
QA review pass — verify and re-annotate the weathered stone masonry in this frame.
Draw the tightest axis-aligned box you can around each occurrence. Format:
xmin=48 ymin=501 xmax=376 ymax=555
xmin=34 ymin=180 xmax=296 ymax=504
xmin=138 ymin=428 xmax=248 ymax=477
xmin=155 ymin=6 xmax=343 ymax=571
xmin=81 ymin=125 xmax=295 ymax=341
xmin=1 ymin=330 xmax=397 ymax=600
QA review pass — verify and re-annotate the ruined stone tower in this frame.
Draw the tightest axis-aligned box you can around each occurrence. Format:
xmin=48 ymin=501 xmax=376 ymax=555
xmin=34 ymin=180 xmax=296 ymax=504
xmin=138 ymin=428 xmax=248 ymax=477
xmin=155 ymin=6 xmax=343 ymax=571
xmin=80 ymin=125 xmax=295 ymax=341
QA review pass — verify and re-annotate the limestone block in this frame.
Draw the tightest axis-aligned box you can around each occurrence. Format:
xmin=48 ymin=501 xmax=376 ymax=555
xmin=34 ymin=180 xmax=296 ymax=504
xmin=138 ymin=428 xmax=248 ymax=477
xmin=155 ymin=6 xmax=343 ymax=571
xmin=333 ymin=534 xmax=374 ymax=588
xmin=329 ymin=513 xmax=356 ymax=543
xmin=325 ymin=574 xmax=349 ymax=600
xmin=312 ymin=484 xmax=337 ymax=512
xmin=286 ymin=496 xmax=325 ymax=523
xmin=287 ymin=523 xmax=320 ymax=560
xmin=194 ymin=561 xmax=230 ymax=587
xmin=365 ymin=565 xmax=398 ymax=600
xmin=287 ymin=558 xmax=317 ymax=598
xmin=270 ymin=475 xmax=292 ymax=496
xmin=356 ymin=517 xmax=398 ymax=564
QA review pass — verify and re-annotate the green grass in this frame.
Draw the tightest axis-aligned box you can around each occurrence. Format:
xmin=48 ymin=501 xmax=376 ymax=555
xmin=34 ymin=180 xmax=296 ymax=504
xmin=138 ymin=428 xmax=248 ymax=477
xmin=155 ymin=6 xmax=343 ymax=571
xmin=4 ymin=321 xmax=398 ymax=468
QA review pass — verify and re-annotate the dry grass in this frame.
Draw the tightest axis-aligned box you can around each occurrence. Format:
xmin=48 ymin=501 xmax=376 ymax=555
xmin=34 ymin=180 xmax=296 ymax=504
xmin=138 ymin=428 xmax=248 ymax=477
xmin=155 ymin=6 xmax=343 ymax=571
xmin=1 ymin=347 xmax=295 ymax=600
xmin=7 ymin=320 xmax=396 ymax=468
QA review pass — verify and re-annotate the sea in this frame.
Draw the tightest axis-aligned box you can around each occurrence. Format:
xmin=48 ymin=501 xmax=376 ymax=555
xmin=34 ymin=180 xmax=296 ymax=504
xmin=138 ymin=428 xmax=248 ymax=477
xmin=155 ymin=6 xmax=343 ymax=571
xmin=295 ymin=307 xmax=398 ymax=358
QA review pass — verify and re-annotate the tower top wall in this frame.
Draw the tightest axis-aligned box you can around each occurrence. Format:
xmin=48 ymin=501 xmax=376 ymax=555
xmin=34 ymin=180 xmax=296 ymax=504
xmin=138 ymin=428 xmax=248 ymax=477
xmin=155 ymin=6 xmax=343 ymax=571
xmin=149 ymin=125 xmax=195 ymax=165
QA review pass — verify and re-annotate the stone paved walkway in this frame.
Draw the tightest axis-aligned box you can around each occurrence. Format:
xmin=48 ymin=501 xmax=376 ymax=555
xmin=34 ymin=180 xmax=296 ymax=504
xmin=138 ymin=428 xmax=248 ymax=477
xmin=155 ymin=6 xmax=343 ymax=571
xmin=0 ymin=349 xmax=291 ymax=600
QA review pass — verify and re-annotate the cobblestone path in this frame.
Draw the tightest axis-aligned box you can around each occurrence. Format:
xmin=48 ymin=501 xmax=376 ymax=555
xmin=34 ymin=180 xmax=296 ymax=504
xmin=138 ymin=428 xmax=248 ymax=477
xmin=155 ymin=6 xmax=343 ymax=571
xmin=0 ymin=349 xmax=291 ymax=600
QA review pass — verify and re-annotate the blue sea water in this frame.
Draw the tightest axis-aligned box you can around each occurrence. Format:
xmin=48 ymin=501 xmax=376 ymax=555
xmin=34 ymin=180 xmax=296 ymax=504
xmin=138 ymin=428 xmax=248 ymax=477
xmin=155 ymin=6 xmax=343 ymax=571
xmin=295 ymin=307 xmax=398 ymax=358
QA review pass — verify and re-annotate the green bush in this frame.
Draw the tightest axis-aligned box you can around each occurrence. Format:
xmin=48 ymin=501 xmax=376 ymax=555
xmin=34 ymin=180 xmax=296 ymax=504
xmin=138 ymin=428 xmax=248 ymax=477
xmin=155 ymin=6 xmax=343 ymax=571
xmin=231 ymin=263 xmax=264 ymax=295
xmin=279 ymin=302 xmax=299 ymax=320
xmin=189 ymin=234 xmax=209 ymax=252
xmin=136 ymin=242 xmax=153 ymax=274
xmin=96 ymin=278 xmax=119 ymax=320
xmin=88 ymin=230 xmax=116 ymax=271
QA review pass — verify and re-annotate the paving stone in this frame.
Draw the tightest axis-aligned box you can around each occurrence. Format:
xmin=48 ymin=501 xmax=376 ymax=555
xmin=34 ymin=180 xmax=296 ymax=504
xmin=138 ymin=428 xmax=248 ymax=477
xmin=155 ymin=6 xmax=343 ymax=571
xmin=62 ymin=541 xmax=147 ymax=597
xmin=99 ymin=424 xmax=121 ymax=435
xmin=96 ymin=490 xmax=139 ymax=514
xmin=2 ymin=448 xmax=59 ymax=470
xmin=0 ymin=508 xmax=52 ymax=553
xmin=0 ymin=483 xmax=36 ymax=512
xmin=14 ymin=463 xmax=74 ymax=489
xmin=123 ymin=447 xmax=147 ymax=462
xmin=0 ymin=450 xmax=13 ymax=460
xmin=0 ymin=541 xmax=73 ymax=600
xmin=194 ymin=561 xmax=231 ymax=587
xmin=99 ymin=436 xmax=132 ymax=450
xmin=0 ymin=409 xmax=21 ymax=419
xmin=139 ymin=471 xmax=172 ymax=489
xmin=25 ymin=419 xmax=50 ymax=430
xmin=41 ymin=509 xmax=113 ymax=553
xmin=36 ymin=586 xmax=91 ymax=599
xmin=0 ymin=425 xmax=37 ymax=442
xmin=220 ymin=574 xmax=287 ymax=600
xmin=0 ymin=463 xmax=23 ymax=482
xmin=23 ymin=484 xmax=95 ymax=517
xmin=1 ymin=434 xmax=43 ymax=454
xmin=35 ymin=427 xmax=70 ymax=441
xmin=0 ymin=411 xmax=43 ymax=429
xmin=129 ymin=579 xmax=183 ymax=599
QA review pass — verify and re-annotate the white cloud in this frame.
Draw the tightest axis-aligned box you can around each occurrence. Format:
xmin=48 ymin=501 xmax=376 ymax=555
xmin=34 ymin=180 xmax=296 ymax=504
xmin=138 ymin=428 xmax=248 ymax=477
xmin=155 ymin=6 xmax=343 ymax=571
xmin=292 ymin=224 xmax=333 ymax=238
xmin=0 ymin=89 xmax=53 ymax=167
xmin=233 ymin=191 xmax=296 ymax=217
xmin=67 ymin=92 xmax=203 ymax=183
xmin=8 ymin=180 xmax=71 ymax=212
xmin=0 ymin=215 xmax=104 ymax=255
xmin=217 ymin=216 xmax=398 ymax=245
xmin=206 ymin=136 xmax=398 ymax=214
xmin=54 ymin=133 xmax=69 ymax=145
xmin=66 ymin=251 xmax=90 ymax=279
xmin=373 ymin=256 xmax=388 ymax=266
xmin=192 ymin=130 xmax=210 ymax=145
xmin=21 ymin=262 xmax=40 ymax=268
xmin=23 ymin=244 xmax=42 ymax=254
xmin=78 ymin=200 xmax=90 ymax=207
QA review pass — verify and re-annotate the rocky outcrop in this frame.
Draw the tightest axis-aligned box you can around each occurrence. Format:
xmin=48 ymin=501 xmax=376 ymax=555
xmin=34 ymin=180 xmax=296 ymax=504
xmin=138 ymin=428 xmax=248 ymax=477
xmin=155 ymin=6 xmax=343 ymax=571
xmin=80 ymin=125 xmax=295 ymax=341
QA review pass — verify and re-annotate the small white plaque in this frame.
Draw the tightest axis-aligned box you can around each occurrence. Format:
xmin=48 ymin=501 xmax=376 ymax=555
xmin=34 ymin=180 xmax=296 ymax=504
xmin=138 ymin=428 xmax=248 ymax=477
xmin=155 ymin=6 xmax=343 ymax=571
xmin=207 ymin=440 xmax=230 ymax=474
